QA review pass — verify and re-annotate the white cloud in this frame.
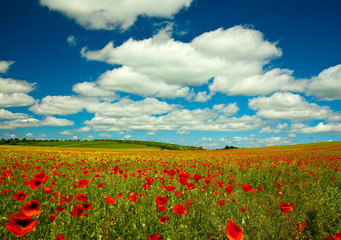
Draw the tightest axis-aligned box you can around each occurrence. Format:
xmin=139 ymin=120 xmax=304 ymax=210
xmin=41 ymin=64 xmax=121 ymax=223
xmin=307 ymin=64 xmax=341 ymax=100
xmin=249 ymin=92 xmax=340 ymax=121
xmin=0 ymin=61 xmax=14 ymax=73
xmin=0 ymin=116 xmax=73 ymax=129
xmin=67 ymin=35 xmax=76 ymax=46
xmin=0 ymin=93 xmax=35 ymax=107
xmin=26 ymin=133 xmax=34 ymax=137
xmin=4 ymin=133 xmax=16 ymax=139
xmin=288 ymin=133 xmax=296 ymax=138
xmin=72 ymin=136 xmax=78 ymax=140
xmin=72 ymin=81 xmax=117 ymax=100
xmin=98 ymin=133 xmax=112 ymax=138
xmin=86 ymin=97 xmax=176 ymax=118
xmin=82 ymin=26 xmax=305 ymax=99
xmin=291 ymin=122 xmax=341 ymax=134
xmin=60 ymin=130 xmax=73 ymax=135
xmin=0 ymin=109 xmax=28 ymax=119
xmin=39 ymin=0 xmax=193 ymax=30
xmin=0 ymin=77 xmax=35 ymax=94
xmin=29 ymin=96 xmax=88 ymax=115
xmin=42 ymin=116 xmax=74 ymax=126
xmin=124 ymin=134 xmax=132 ymax=139
xmin=259 ymin=123 xmax=288 ymax=133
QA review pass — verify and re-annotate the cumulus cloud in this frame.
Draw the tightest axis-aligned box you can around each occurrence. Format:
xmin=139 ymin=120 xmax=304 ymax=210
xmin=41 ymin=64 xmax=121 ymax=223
xmin=29 ymin=96 xmax=89 ymax=115
xmin=0 ymin=93 xmax=35 ymax=107
xmin=249 ymin=92 xmax=340 ymax=121
xmin=86 ymin=97 xmax=176 ymax=118
xmin=291 ymin=122 xmax=341 ymax=134
xmin=59 ymin=126 xmax=90 ymax=136
xmin=82 ymin=26 xmax=305 ymax=99
xmin=307 ymin=64 xmax=341 ymax=100
xmin=0 ymin=116 xmax=73 ymax=129
xmin=0 ymin=109 xmax=29 ymax=119
xmin=72 ymin=81 xmax=117 ymax=100
xmin=0 ymin=61 xmax=14 ymax=73
xmin=98 ymin=133 xmax=112 ymax=138
xmin=39 ymin=0 xmax=193 ymax=30
xmin=0 ymin=77 xmax=35 ymax=94
xmin=259 ymin=123 xmax=288 ymax=133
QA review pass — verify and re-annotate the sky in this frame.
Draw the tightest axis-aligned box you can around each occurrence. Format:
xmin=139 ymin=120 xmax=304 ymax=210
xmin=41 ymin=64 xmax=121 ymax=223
xmin=0 ymin=0 xmax=340 ymax=149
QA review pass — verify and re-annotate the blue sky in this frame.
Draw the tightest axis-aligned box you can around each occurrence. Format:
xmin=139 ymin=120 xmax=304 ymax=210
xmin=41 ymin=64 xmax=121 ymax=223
xmin=0 ymin=0 xmax=340 ymax=149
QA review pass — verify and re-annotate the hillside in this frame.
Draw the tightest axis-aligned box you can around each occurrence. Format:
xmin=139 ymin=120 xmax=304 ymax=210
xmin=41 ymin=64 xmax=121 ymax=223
xmin=0 ymin=139 xmax=203 ymax=150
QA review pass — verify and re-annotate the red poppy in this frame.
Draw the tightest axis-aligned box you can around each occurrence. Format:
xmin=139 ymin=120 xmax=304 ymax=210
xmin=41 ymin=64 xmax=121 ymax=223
xmin=55 ymin=235 xmax=66 ymax=240
xmin=29 ymin=178 xmax=43 ymax=189
xmin=22 ymin=200 xmax=40 ymax=217
xmin=105 ymin=196 xmax=116 ymax=204
xmin=218 ymin=199 xmax=225 ymax=206
xmin=225 ymin=185 xmax=233 ymax=194
xmin=335 ymin=232 xmax=341 ymax=240
xmin=82 ymin=202 xmax=92 ymax=210
xmin=148 ymin=233 xmax=162 ymax=240
xmin=159 ymin=216 xmax=170 ymax=224
xmin=242 ymin=184 xmax=254 ymax=192
xmin=155 ymin=196 xmax=168 ymax=206
xmin=226 ymin=219 xmax=243 ymax=240
xmin=174 ymin=191 xmax=181 ymax=196
xmin=186 ymin=183 xmax=196 ymax=190
xmin=43 ymin=187 xmax=54 ymax=194
xmin=157 ymin=205 xmax=166 ymax=212
xmin=164 ymin=185 xmax=175 ymax=192
xmin=76 ymin=193 xmax=88 ymax=202
xmin=71 ymin=205 xmax=85 ymax=217
xmin=280 ymin=202 xmax=294 ymax=214
xmin=5 ymin=212 xmax=38 ymax=237
xmin=13 ymin=192 xmax=28 ymax=201
xmin=78 ymin=179 xmax=90 ymax=188
xmin=55 ymin=206 xmax=65 ymax=212
xmin=172 ymin=204 xmax=188 ymax=215
xmin=50 ymin=213 xmax=56 ymax=222
xmin=323 ymin=234 xmax=334 ymax=240
xmin=186 ymin=200 xmax=193 ymax=207
xmin=33 ymin=170 xmax=48 ymax=183
xmin=297 ymin=221 xmax=307 ymax=232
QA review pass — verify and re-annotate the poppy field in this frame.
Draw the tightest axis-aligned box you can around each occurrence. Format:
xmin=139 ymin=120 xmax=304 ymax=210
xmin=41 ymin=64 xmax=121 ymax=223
xmin=0 ymin=142 xmax=340 ymax=240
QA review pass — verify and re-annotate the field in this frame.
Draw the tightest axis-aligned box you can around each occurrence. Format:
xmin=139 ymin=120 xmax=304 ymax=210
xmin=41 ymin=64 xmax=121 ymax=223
xmin=0 ymin=142 xmax=340 ymax=240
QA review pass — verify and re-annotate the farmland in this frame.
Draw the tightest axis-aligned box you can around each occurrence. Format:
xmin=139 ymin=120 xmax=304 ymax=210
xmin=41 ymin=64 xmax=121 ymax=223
xmin=0 ymin=142 xmax=340 ymax=239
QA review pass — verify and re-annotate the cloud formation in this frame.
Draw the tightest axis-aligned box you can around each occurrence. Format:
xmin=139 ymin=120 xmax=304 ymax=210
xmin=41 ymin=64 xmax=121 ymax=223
xmin=39 ymin=0 xmax=193 ymax=30
xmin=249 ymin=92 xmax=340 ymax=121
xmin=0 ymin=61 xmax=14 ymax=73
xmin=82 ymin=26 xmax=305 ymax=99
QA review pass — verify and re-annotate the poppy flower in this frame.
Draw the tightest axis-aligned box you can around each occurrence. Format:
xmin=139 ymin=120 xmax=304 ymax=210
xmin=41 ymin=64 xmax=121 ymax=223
xmin=50 ymin=213 xmax=56 ymax=222
xmin=105 ymin=196 xmax=116 ymax=204
xmin=78 ymin=179 xmax=90 ymax=188
xmin=33 ymin=170 xmax=48 ymax=183
xmin=148 ymin=233 xmax=162 ymax=240
xmin=335 ymin=232 xmax=341 ymax=240
xmin=280 ymin=202 xmax=294 ymax=214
xmin=172 ymin=204 xmax=188 ymax=215
xmin=225 ymin=185 xmax=233 ymax=194
xmin=71 ymin=206 xmax=85 ymax=217
xmin=242 ymin=184 xmax=254 ymax=192
xmin=43 ymin=187 xmax=54 ymax=194
xmin=55 ymin=235 xmax=66 ymax=240
xmin=323 ymin=234 xmax=334 ymax=240
xmin=22 ymin=200 xmax=40 ymax=217
xmin=55 ymin=206 xmax=65 ymax=212
xmin=82 ymin=202 xmax=92 ymax=210
xmin=13 ymin=192 xmax=27 ymax=201
xmin=164 ymin=185 xmax=175 ymax=192
xmin=29 ymin=178 xmax=43 ymax=189
xmin=218 ymin=199 xmax=225 ymax=206
xmin=159 ymin=216 xmax=170 ymax=224
xmin=157 ymin=205 xmax=166 ymax=212
xmin=297 ymin=221 xmax=307 ymax=232
xmin=5 ymin=212 xmax=38 ymax=237
xmin=226 ymin=219 xmax=243 ymax=240
xmin=155 ymin=196 xmax=168 ymax=206
xmin=76 ymin=193 xmax=88 ymax=202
